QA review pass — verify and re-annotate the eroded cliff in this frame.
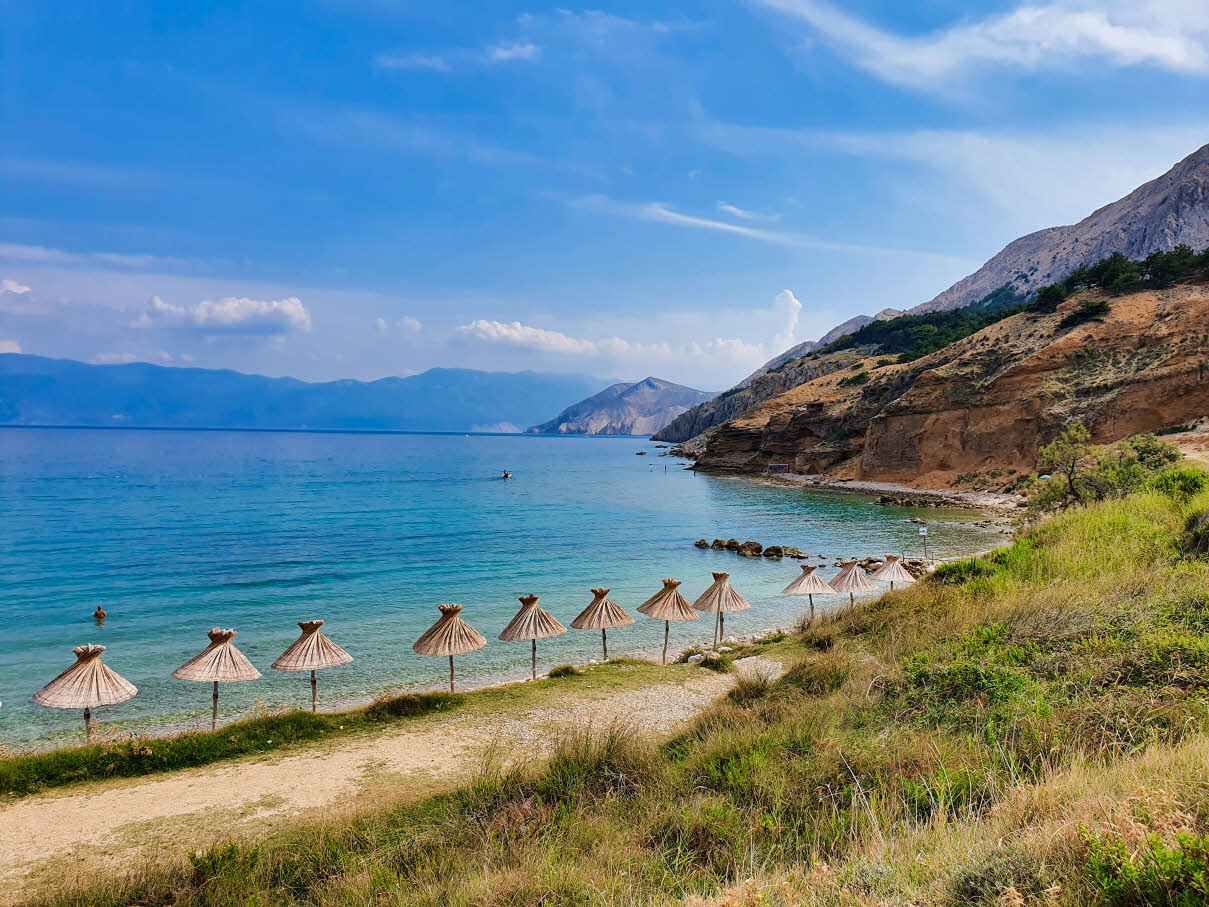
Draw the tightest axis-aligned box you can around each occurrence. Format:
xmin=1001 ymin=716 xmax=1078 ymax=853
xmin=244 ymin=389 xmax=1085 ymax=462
xmin=694 ymin=283 xmax=1209 ymax=489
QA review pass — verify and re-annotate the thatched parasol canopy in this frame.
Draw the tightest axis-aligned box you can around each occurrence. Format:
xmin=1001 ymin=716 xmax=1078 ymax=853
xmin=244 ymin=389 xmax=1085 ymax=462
xmin=414 ymin=603 xmax=487 ymax=692
xmin=499 ymin=595 xmax=567 ymax=680
xmin=780 ymin=564 xmax=836 ymax=621
xmin=174 ymin=628 xmax=261 ymax=730
xmin=869 ymin=555 xmax=916 ymax=589
xmin=34 ymin=645 xmax=137 ymax=742
xmin=272 ymin=620 xmax=353 ymax=712
xmin=174 ymin=628 xmax=262 ymax=683
xmin=829 ymin=561 xmax=879 ymax=608
xmin=637 ymin=579 xmax=698 ymax=665
xmin=692 ymin=573 xmax=751 ymax=650
xmin=571 ymin=588 xmax=634 ymax=661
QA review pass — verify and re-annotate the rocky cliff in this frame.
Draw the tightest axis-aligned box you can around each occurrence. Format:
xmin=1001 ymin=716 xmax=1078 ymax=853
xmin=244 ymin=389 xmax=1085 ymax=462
xmin=693 ymin=282 xmax=1209 ymax=489
xmin=527 ymin=376 xmax=711 ymax=436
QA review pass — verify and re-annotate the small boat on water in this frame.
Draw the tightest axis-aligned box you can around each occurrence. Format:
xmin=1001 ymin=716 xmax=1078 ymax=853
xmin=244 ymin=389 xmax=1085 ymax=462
xmin=501 ymin=469 xmax=512 ymax=479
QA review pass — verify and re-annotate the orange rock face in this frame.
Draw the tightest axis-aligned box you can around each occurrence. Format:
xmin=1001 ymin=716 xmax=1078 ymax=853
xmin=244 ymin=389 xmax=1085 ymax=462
xmin=696 ymin=284 xmax=1209 ymax=489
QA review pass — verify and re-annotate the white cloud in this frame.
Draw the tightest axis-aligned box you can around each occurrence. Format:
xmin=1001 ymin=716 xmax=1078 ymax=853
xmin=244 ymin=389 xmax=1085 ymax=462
xmin=377 ymin=315 xmax=422 ymax=334
xmin=457 ymin=289 xmax=814 ymax=376
xmin=0 ymin=339 xmax=21 ymax=354
xmin=0 ymin=242 xmax=186 ymax=270
xmin=486 ymin=41 xmax=540 ymax=63
xmin=773 ymin=289 xmax=802 ymax=349
xmin=2 ymin=279 xmax=31 ymax=294
xmin=134 ymin=295 xmax=312 ymax=335
xmin=376 ymin=41 xmax=540 ymax=73
xmin=717 ymin=201 xmax=777 ymax=221
xmin=753 ymin=0 xmax=1209 ymax=92
xmin=571 ymin=194 xmax=968 ymax=261
xmin=92 ymin=352 xmax=137 ymax=364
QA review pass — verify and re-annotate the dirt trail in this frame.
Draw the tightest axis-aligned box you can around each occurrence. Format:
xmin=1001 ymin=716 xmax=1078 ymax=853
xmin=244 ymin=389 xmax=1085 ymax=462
xmin=0 ymin=657 xmax=778 ymax=901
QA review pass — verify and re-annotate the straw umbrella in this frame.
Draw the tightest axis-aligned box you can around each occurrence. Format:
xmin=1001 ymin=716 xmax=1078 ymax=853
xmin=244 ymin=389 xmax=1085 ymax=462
xmin=271 ymin=619 xmax=353 ymax=712
xmin=34 ymin=645 xmax=137 ymax=743
xmin=869 ymin=555 xmax=916 ymax=591
xmin=781 ymin=564 xmax=837 ymax=621
xmin=828 ymin=561 xmax=879 ymax=609
xmin=413 ymin=603 xmax=487 ymax=692
xmin=173 ymin=628 xmax=262 ymax=730
xmin=499 ymin=594 xmax=567 ymax=680
xmin=637 ymin=578 xmax=699 ymax=665
xmin=692 ymin=572 xmax=752 ymax=650
xmin=570 ymin=588 xmax=634 ymax=661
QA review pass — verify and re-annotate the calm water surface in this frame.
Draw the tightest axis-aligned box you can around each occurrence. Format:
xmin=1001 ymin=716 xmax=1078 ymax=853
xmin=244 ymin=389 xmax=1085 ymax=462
xmin=0 ymin=428 xmax=1003 ymax=747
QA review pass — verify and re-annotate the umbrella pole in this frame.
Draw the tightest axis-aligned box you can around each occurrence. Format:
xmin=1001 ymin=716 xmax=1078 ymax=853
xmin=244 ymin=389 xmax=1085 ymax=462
xmin=713 ymin=611 xmax=720 ymax=650
xmin=449 ymin=655 xmax=455 ymax=693
xmin=311 ymin=669 xmax=317 ymax=713
xmin=531 ymin=639 xmax=537 ymax=681
xmin=212 ymin=680 xmax=219 ymax=730
xmin=601 ymin=628 xmax=608 ymax=661
xmin=720 ymin=613 xmax=725 ymax=642
xmin=808 ymin=593 xmax=814 ymax=622
xmin=849 ymin=592 xmax=854 ymax=610
xmin=662 ymin=621 xmax=669 ymax=666
xmin=84 ymin=707 xmax=92 ymax=743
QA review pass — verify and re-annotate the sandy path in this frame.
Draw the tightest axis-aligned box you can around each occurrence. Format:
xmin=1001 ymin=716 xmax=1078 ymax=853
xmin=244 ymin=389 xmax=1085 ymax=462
xmin=0 ymin=657 xmax=778 ymax=901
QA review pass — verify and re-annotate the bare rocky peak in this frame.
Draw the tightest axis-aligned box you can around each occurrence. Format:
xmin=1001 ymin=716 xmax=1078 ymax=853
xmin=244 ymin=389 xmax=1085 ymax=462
xmin=527 ymin=376 xmax=712 ymax=436
xmin=910 ymin=143 xmax=1209 ymax=314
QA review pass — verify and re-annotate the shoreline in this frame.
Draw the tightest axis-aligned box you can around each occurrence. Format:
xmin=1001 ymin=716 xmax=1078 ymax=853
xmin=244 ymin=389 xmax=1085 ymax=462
xmin=690 ymin=464 xmax=1025 ymax=512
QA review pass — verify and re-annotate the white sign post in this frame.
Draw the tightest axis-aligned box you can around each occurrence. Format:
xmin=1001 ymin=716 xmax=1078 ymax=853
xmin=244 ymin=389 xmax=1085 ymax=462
xmin=919 ymin=526 xmax=929 ymax=561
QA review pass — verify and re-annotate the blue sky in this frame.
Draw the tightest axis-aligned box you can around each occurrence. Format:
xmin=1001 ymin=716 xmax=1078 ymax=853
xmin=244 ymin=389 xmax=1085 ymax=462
xmin=1 ymin=1 xmax=1207 ymax=389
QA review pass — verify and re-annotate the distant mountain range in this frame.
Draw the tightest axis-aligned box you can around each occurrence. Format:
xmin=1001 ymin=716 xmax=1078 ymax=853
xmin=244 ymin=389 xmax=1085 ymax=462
xmin=527 ymin=377 xmax=711 ymax=436
xmin=656 ymin=142 xmax=1209 ymax=445
xmin=0 ymin=355 xmax=606 ymax=433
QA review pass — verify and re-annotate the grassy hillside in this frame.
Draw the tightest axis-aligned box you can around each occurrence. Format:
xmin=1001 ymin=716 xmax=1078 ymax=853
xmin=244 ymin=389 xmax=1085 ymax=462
xmin=41 ymin=489 xmax=1209 ymax=906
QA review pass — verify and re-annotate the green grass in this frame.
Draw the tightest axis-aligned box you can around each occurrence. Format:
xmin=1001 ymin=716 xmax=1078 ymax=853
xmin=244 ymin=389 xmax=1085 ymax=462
xmin=30 ymin=489 xmax=1209 ymax=906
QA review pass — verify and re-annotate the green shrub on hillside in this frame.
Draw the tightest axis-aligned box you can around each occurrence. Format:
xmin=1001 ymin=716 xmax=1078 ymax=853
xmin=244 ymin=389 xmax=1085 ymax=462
xmin=1031 ymin=426 xmax=1185 ymax=510
xmin=1151 ymin=467 xmax=1209 ymax=500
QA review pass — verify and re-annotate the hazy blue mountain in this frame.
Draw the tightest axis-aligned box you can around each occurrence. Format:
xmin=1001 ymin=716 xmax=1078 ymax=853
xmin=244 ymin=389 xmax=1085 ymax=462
xmin=527 ymin=376 xmax=712 ymax=436
xmin=0 ymin=354 xmax=605 ymax=432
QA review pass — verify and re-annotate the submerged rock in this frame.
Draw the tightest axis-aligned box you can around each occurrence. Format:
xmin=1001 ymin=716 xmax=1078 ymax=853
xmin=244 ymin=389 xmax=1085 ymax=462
xmin=737 ymin=540 xmax=763 ymax=556
xmin=694 ymin=539 xmax=710 ymax=548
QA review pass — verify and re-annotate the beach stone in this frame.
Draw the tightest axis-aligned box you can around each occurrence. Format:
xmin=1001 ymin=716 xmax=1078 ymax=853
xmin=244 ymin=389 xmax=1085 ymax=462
xmin=711 ymin=539 xmax=727 ymax=549
xmin=763 ymin=545 xmax=784 ymax=559
xmin=687 ymin=653 xmax=704 ymax=664
xmin=725 ymin=538 xmax=740 ymax=550
xmin=737 ymin=540 xmax=762 ymax=556
xmin=718 ymin=646 xmax=733 ymax=653
xmin=694 ymin=539 xmax=709 ymax=548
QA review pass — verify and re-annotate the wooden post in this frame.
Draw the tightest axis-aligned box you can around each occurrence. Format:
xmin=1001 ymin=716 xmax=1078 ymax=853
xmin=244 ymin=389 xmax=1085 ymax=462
xmin=601 ymin=628 xmax=608 ymax=661
xmin=212 ymin=680 xmax=219 ymax=730
xmin=449 ymin=655 xmax=455 ymax=693
xmin=808 ymin=593 xmax=815 ymax=621
xmin=84 ymin=707 xmax=92 ymax=743
xmin=531 ymin=639 xmax=537 ymax=680
xmin=720 ymin=612 xmax=725 ymax=643
xmin=713 ymin=611 xmax=720 ymax=650
xmin=311 ymin=669 xmax=318 ymax=712
xmin=662 ymin=621 xmax=669 ymax=665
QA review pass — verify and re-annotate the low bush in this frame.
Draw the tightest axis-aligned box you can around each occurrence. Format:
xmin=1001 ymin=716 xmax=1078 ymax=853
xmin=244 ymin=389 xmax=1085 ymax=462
xmin=1151 ymin=467 xmax=1209 ymax=500
xmin=1083 ymin=830 xmax=1209 ymax=906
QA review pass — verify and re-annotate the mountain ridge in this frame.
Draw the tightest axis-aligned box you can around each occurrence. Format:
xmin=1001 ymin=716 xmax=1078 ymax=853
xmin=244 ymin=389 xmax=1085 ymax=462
xmin=0 ymin=354 xmax=606 ymax=433
xmin=655 ymin=143 xmax=1209 ymax=445
xmin=527 ymin=376 xmax=710 ymax=436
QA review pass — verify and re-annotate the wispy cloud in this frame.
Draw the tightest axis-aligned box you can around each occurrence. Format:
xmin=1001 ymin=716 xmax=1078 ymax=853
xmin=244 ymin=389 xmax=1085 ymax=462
xmin=752 ymin=0 xmax=1209 ymax=91
xmin=92 ymin=351 xmax=138 ymax=365
xmin=376 ymin=40 xmax=540 ymax=73
xmin=2 ymin=279 xmax=31 ymax=295
xmin=376 ymin=315 xmax=422 ymax=334
xmin=569 ymin=194 xmax=970 ymax=261
xmin=0 ymin=242 xmax=189 ymax=270
xmin=133 ymin=295 xmax=312 ymax=335
xmin=0 ymin=339 xmax=21 ymax=354
xmin=717 ymin=201 xmax=778 ymax=221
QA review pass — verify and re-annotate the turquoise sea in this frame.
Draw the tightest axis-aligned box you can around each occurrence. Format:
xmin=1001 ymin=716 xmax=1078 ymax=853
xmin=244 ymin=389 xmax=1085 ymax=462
xmin=0 ymin=428 xmax=1003 ymax=748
